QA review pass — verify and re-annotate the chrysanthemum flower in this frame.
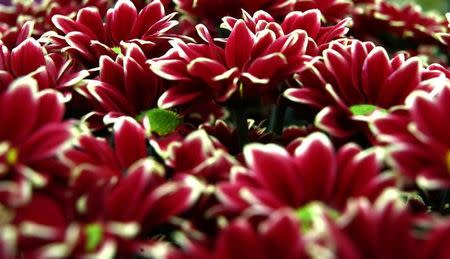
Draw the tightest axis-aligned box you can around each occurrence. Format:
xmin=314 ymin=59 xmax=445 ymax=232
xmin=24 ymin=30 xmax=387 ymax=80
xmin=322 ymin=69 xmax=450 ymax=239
xmin=353 ymin=1 xmax=447 ymax=46
xmin=63 ymin=116 xmax=147 ymax=174
xmin=0 ymin=0 xmax=110 ymax=37
xmin=77 ymin=44 xmax=161 ymax=127
xmin=326 ymin=195 xmax=424 ymax=259
xmin=169 ymin=209 xmax=308 ymax=259
xmin=165 ymin=130 xmax=238 ymax=183
xmin=215 ymin=132 xmax=394 ymax=215
xmin=151 ymin=18 xmax=309 ymax=108
xmin=173 ymin=0 xmax=293 ymax=27
xmin=284 ymin=40 xmax=435 ymax=138
xmin=0 ymin=34 xmax=89 ymax=96
xmin=1 ymin=158 xmax=202 ymax=258
xmin=0 ymin=77 xmax=72 ymax=206
xmin=221 ymin=9 xmax=351 ymax=55
xmin=435 ymin=13 xmax=450 ymax=52
xmin=293 ymin=0 xmax=353 ymax=23
xmin=372 ymin=83 xmax=450 ymax=189
xmin=50 ymin=0 xmax=178 ymax=66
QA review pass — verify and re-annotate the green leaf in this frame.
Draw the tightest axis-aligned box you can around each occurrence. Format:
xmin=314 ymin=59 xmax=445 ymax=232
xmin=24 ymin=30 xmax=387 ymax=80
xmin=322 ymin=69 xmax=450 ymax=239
xmin=349 ymin=104 xmax=379 ymax=116
xmin=112 ymin=46 xmax=122 ymax=55
xmin=138 ymin=108 xmax=182 ymax=136
xmin=295 ymin=202 xmax=339 ymax=233
xmin=85 ymin=223 xmax=103 ymax=252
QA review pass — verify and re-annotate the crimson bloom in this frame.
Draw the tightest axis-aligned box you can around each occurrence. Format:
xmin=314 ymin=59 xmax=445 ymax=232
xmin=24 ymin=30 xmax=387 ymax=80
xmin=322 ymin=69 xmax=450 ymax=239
xmin=221 ymin=9 xmax=351 ymax=55
xmin=50 ymin=0 xmax=178 ymax=66
xmin=353 ymin=1 xmax=447 ymax=46
xmin=435 ymin=13 xmax=450 ymax=52
xmin=173 ymin=0 xmax=293 ymax=26
xmin=293 ymin=0 xmax=353 ymax=23
xmin=77 ymin=44 xmax=161 ymax=128
xmin=284 ymin=40 xmax=434 ymax=138
xmin=325 ymin=195 xmax=424 ymax=259
xmin=0 ymin=35 xmax=89 ymax=96
xmin=372 ymin=83 xmax=450 ymax=189
xmin=169 ymin=209 xmax=308 ymax=259
xmin=1 ymin=158 xmax=202 ymax=258
xmin=164 ymin=130 xmax=238 ymax=183
xmin=215 ymin=132 xmax=394 ymax=216
xmin=62 ymin=116 xmax=148 ymax=174
xmin=0 ymin=0 xmax=110 ymax=37
xmin=151 ymin=17 xmax=309 ymax=108
xmin=0 ymin=77 xmax=72 ymax=206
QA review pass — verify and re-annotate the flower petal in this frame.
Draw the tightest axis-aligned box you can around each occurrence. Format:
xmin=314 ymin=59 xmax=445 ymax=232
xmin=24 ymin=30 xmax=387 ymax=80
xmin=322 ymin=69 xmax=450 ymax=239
xmin=225 ymin=20 xmax=254 ymax=68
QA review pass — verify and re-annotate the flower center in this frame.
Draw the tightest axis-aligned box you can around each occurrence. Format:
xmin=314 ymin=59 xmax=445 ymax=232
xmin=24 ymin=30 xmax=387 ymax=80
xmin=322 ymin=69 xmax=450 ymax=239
xmin=6 ymin=148 xmax=18 ymax=165
xmin=0 ymin=142 xmax=19 ymax=175
xmin=349 ymin=104 xmax=387 ymax=116
xmin=85 ymin=223 xmax=103 ymax=252
xmin=446 ymin=150 xmax=450 ymax=175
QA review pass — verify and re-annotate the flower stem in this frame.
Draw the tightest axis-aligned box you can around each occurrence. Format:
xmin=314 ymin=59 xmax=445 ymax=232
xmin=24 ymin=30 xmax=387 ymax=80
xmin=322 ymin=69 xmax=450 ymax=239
xmin=230 ymin=98 xmax=248 ymax=151
xmin=269 ymin=101 xmax=286 ymax=135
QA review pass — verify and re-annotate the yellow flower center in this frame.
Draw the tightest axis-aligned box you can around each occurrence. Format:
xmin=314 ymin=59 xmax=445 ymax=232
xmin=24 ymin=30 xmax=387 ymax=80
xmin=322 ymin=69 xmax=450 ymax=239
xmin=6 ymin=148 xmax=18 ymax=165
xmin=446 ymin=150 xmax=450 ymax=175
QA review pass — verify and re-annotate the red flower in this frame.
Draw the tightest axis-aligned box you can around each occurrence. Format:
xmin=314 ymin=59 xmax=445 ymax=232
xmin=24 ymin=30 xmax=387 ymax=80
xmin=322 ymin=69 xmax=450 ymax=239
xmin=0 ymin=36 xmax=89 ymax=95
xmin=221 ymin=9 xmax=351 ymax=55
xmin=67 ymin=159 xmax=202 ymax=258
xmin=173 ymin=0 xmax=293 ymax=25
xmin=215 ymin=132 xmax=394 ymax=216
xmin=293 ymin=0 xmax=353 ymax=23
xmin=151 ymin=19 xmax=309 ymax=108
xmin=76 ymin=44 xmax=161 ymax=127
xmin=63 ymin=116 xmax=148 ymax=174
xmin=326 ymin=195 xmax=423 ymax=259
xmin=166 ymin=130 xmax=239 ymax=183
xmin=0 ymin=77 xmax=72 ymax=206
xmin=285 ymin=40 xmax=433 ymax=138
xmin=422 ymin=219 xmax=450 ymax=258
xmin=435 ymin=13 xmax=450 ymax=52
xmin=1 ymin=159 xmax=202 ymax=258
xmin=353 ymin=1 xmax=447 ymax=45
xmin=372 ymin=84 xmax=450 ymax=189
xmin=170 ymin=209 xmax=308 ymax=259
xmin=50 ymin=0 xmax=178 ymax=66
xmin=0 ymin=0 xmax=110 ymax=37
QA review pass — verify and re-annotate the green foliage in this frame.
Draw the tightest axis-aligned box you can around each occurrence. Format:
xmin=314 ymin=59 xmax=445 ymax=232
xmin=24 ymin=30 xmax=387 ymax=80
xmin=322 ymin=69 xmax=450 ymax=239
xmin=139 ymin=108 xmax=182 ymax=136
xmin=389 ymin=0 xmax=449 ymax=12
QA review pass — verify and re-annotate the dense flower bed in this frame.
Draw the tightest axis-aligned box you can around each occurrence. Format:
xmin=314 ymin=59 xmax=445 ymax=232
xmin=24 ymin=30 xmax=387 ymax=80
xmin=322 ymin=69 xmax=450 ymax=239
xmin=0 ymin=0 xmax=449 ymax=258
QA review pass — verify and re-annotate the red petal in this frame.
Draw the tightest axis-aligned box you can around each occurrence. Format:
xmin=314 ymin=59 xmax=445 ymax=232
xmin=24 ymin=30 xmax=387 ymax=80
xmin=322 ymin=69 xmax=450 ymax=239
xmin=76 ymin=7 xmax=105 ymax=41
xmin=100 ymin=56 xmax=125 ymax=90
xmin=243 ymin=143 xmax=300 ymax=206
xmin=225 ymin=20 xmax=254 ymax=68
xmin=361 ymin=47 xmax=392 ymax=103
xmin=21 ymin=123 xmax=71 ymax=162
xmin=131 ymin=0 xmax=164 ymax=37
xmin=150 ymin=59 xmax=190 ymax=81
xmin=293 ymin=132 xmax=336 ymax=203
xmin=108 ymin=0 xmax=137 ymax=43
xmin=157 ymin=84 xmax=203 ymax=108
xmin=215 ymin=220 xmax=263 ymax=259
xmin=187 ymin=57 xmax=228 ymax=83
xmin=113 ymin=117 xmax=147 ymax=168
xmin=0 ymin=78 xmax=38 ymax=143
xmin=381 ymin=58 xmax=420 ymax=107
xmin=284 ymin=87 xmax=331 ymax=108
xmin=10 ymin=39 xmax=45 ymax=76
xmin=247 ymin=52 xmax=287 ymax=80
xmin=33 ymin=90 xmax=65 ymax=127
